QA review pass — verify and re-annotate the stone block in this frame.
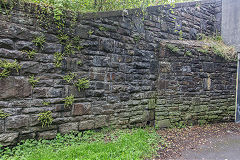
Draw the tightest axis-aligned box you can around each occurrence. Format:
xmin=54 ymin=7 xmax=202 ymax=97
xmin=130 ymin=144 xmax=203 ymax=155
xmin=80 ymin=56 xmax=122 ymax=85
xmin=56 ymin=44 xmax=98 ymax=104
xmin=156 ymin=119 xmax=171 ymax=128
xmin=0 ymin=77 xmax=32 ymax=99
xmin=79 ymin=120 xmax=95 ymax=131
xmin=72 ymin=103 xmax=91 ymax=116
xmin=38 ymin=130 xmax=57 ymax=140
xmin=94 ymin=115 xmax=108 ymax=128
xmin=42 ymin=43 xmax=62 ymax=54
xmin=15 ymin=41 xmax=36 ymax=51
xmin=5 ymin=115 xmax=29 ymax=129
xmin=0 ymin=39 xmax=14 ymax=49
xmin=59 ymin=122 xmax=78 ymax=134
xmin=0 ymin=132 xmax=19 ymax=146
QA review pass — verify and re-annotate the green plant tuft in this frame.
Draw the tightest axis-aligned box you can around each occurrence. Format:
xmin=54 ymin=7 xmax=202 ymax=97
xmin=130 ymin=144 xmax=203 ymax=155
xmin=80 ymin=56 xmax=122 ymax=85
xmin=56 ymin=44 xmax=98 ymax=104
xmin=54 ymin=52 xmax=64 ymax=68
xmin=64 ymin=95 xmax=75 ymax=108
xmin=74 ymin=78 xmax=90 ymax=91
xmin=77 ymin=60 xmax=82 ymax=66
xmin=0 ymin=59 xmax=21 ymax=79
xmin=38 ymin=111 xmax=53 ymax=128
xmin=64 ymin=42 xmax=75 ymax=55
xmin=0 ymin=109 xmax=10 ymax=119
xmin=28 ymin=75 xmax=40 ymax=88
xmin=166 ymin=44 xmax=180 ymax=53
xmin=42 ymin=101 xmax=51 ymax=106
xmin=75 ymin=46 xmax=84 ymax=51
xmin=133 ymin=34 xmax=142 ymax=43
xmin=63 ymin=72 xmax=76 ymax=83
xmin=23 ymin=50 xmax=37 ymax=59
xmin=57 ymin=34 xmax=69 ymax=44
xmin=99 ymin=26 xmax=107 ymax=31
xmin=88 ymin=29 xmax=94 ymax=35
xmin=197 ymin=48 xmax=209 ymax=54
xmin=185 ymin=50 xmax=192 ymax=57
xmin=32 ymin=35 xmax=45 ymax=49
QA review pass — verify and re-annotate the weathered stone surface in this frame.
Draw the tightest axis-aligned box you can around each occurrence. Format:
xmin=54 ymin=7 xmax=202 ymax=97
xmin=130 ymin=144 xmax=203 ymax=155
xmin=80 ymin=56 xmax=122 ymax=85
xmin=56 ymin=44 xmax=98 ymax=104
xmin=0 ymin=120 xmax=4 ymax=133
xmin=156 ymin=119 xmax=171 ymax=128
xmin=0 ymin=132 xmax=19 ymax=146
xmin=0 ymin=0 xmax=235 ymax=147
xmin=0 ymin=39 xmax=14 ymax=49
xmin=59 ymin=122 xmax=78 ymax=134
xmin=95 ymin=115 xmax=108 ymax=128
xmin=72 ymin=103 xmax=91 ymax=116
xmin=38 ymin=130 xmax=57 ymax=140
xmin=15 ymin=41 xmax=36 ymax=51
xmin=79 ymin=120 xmax=95 ymax=130
xmin=5 ymin=115 xmax=29 ymax=129
xmin=0 ymin=77 xmax=31 ymax=99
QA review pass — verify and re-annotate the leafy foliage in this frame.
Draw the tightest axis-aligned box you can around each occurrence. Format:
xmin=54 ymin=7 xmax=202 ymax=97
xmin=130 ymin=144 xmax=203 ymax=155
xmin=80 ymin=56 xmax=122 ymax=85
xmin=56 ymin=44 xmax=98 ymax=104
xmin=197 ymin=33 xmax=237 ymax=60
xmin=0 ymin=128 xmax=166 ymax=160
xmin=64 ymin=94 xmax=75 ymax=108
xmin=42 ymin=101 xmax=51 ymax=106
xmin=63 ymin=72 xmax=76 ymax=83
xmin=28 ymin=75 xmax=40 ymax=88
xmin=21 ymin=0 xmax=196 ymax=13
xmin=0 ymin=109 xmax=10 ymax=119
xmin=23 ymin=50 xmax=37 ymax=59
xmin=32 ymin=35 xmax=45 ymax=49
xmin=54 ymin=52 xmax=64 ymax=68
xmin=74 ymin=78 xmax=90 ymax=91
xmin=38 ymin=111 xmax=53 ymax=128
xmin=166 ymin=44 xmax=180 ymax=53
xmin=0 ymin=59 xmax=21 ymax=79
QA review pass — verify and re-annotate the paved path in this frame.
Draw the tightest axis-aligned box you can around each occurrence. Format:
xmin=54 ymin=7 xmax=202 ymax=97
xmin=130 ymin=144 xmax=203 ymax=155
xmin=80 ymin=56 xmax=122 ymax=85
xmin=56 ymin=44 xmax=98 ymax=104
xmin=180 ymin=134 xmax=240 ymax=160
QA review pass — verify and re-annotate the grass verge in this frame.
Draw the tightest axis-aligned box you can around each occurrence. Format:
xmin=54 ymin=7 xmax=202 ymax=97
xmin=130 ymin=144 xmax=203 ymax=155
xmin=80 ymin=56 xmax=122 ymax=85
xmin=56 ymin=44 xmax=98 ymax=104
xmin=0 ymin=128 xmax=166 ymax=160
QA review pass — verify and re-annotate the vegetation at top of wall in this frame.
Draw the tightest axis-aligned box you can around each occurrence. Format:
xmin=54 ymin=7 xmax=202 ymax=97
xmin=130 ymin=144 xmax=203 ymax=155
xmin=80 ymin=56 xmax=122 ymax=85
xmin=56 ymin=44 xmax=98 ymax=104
xmin=0 ymin=59 xmax=21 ymax=79
xmin=197 ymin=34 xmax=237 ymax=61
xmin=0 ymin=128 xmax=166 ymax=160
xmin=38 ymin=111 xmax=53 ymax=128
xmin=20 ymin=0 xmax=196 ymax=13
xmin=0 ymin=109 xmax=10 ymax=119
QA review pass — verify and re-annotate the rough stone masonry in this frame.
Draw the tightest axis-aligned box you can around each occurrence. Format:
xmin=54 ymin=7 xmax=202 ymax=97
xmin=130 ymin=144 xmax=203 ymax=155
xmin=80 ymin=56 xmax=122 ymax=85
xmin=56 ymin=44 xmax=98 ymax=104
xmin=0 ymin=0 xmax=236 ymax=146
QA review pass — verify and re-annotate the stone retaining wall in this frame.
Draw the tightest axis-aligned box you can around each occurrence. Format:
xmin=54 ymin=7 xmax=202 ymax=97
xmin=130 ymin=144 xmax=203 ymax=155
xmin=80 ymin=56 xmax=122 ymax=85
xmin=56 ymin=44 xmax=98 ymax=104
xmin=0 ymin=0 xmax=236 ymax=146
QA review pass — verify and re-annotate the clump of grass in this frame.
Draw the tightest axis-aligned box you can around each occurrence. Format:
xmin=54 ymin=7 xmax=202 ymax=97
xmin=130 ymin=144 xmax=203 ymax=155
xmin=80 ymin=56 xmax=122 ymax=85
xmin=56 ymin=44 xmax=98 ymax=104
xmin=28 ymin=75 xmax=40 ymax=88
xmin=166 ymin=44 xmax=180 ymax=53
xmin=0 ymin=128 xmax=165 ymax=160
xmin=23 ymin=50 xmax=37 ymax=59
xmin=38 ymin=111 xmax=53 ymax=128
xmin=185 ymin=50 xmax=192 ymax=57
xmin=0 ymin=59 xmax=21 ymax=79
xmin=64 ymin=94 xmax=75 ymax=108
xmin=74 ymin=78 xmax=90 ymax=91
xmin=0 ymin=109 xmax=10 ymax=119
xmin=63 ymin=72 xmax=76 ymax=83
xmin=198 ymin=34 xmax=237 ymax=60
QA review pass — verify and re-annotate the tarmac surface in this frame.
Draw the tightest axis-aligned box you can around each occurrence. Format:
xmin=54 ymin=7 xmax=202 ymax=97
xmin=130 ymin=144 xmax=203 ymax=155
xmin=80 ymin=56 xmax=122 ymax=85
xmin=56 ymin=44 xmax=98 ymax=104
xmin=181 ymin=134 xmax=240 ymax=160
